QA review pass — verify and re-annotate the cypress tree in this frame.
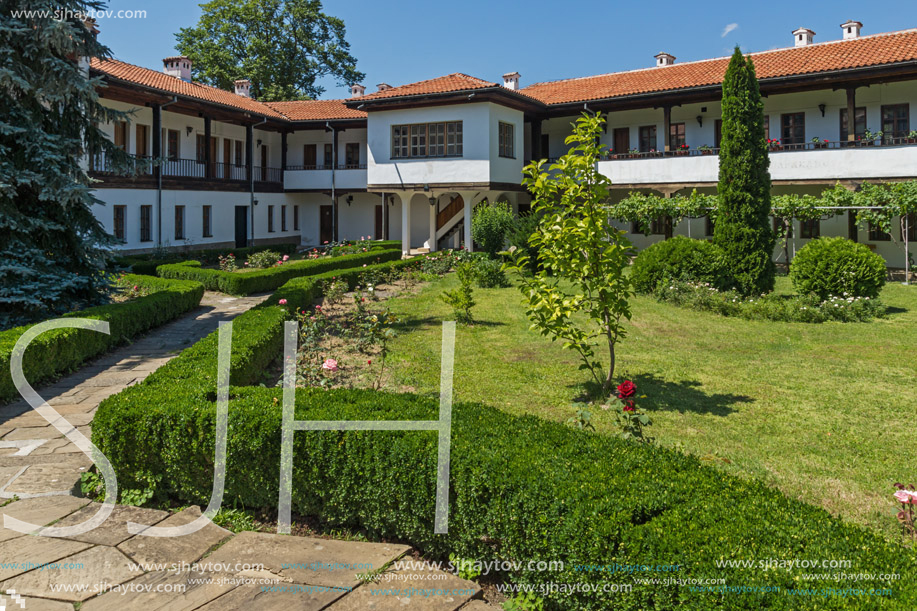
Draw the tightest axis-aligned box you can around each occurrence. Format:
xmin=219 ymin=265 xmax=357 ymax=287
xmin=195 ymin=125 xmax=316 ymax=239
xmin=0 ymin=1 xmax=132 ymax=328
xmin=714 ymin=47 xmax=776 ymax=295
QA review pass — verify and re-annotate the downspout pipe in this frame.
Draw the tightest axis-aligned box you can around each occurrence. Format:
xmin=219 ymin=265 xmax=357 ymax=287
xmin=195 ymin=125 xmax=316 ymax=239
xmin=156 ymin=96 xmax=179 ymax=249
xmin=250 ymin=116 xmax=269 ymax=246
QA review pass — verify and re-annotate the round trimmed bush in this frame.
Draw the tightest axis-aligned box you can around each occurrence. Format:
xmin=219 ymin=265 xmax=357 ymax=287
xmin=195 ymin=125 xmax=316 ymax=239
xmin=630 ymin=236 xmax=727 ymax=293
xmin=790 ymin=237 xmax=886 ymax=299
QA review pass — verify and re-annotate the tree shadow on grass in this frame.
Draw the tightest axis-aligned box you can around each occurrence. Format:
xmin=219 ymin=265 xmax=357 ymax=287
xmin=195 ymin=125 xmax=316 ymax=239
xmin=631 ymin=373 xmax=752 ymax=416
xmin=569 ymin=373 xmax=752 ymax=417
xmin=394 ymin=316 xmax=506 ymax=333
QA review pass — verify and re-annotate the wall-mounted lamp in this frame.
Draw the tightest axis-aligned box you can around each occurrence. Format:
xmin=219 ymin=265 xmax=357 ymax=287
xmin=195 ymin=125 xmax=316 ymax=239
xmin=387 ymin=195 xmax=395 ymax=207
xmin=257 ymin=139 xmax=263 ymax=147
xmin=253 ymin=198 xmax=259 ymax=206
xmin=818 ymin=103 xmax=826 ymax=117
xmin=696 ymin=116 xmax=703 ymax=127
xmin=186 ymin=126 xmax=193 ymax=136
xmin=429 ymin=196 xmax=437 ymax=207
xmin=346 ymin=195 xmax=353 ymax=206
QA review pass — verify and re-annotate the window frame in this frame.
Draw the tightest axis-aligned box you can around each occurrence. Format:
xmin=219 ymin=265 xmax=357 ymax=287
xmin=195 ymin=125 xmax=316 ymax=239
xmin=174 ymin=205 xmax=185 ymax=241
xmin=140 ymin=205 xmax=152 ymax=242
xmin=391 ymin=121 xmax=463 ymax=159
xmin=668 ymin=122 xmax=686 ymax=150
xmin=498 ymin=122 xmax=515 ymax=158
xmin=881 ymin=103 xmax=910 ymax=138
xmin=267 ymin=204 xmax=275 ymax=233
xmin=868 ymin=221 xmax=891 ymax=242
xmin=293 ymin=205 xmax=300 ymax=231
xmin=281 ymin=204 xmax=287 ymax=232
xmin=113 ymin=205 xmax=126 ymax=242
xmin=202 ymin=205 xmax=212 ymax=238
xmin=165 ymin=129 xmax=180 ymax=160
xmin=840 ymin=107 xmax=867 ymax=141
xmin=781 ymin=112 xmax=806 ymax=146
xmin=799 ymin=218 xmax=820 ymax=239
xmin=345 ymin=142 xmax=361 ymax=167
xmin=638 ymin=125 xmax=657 ymax=153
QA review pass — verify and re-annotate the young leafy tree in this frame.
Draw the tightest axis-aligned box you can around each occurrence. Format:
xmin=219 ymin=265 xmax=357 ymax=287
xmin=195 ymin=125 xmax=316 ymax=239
xmin=509 ymin=113 xmax=633 ymax=396
xmin=175 ymin=0 xmax=364 ymax=101
xmin=0 ymin=1 xmax=132 ymax=328
xmin=471 ymin=200 xmax=514 ymax=257
xmin=714 ymin=47 xmax=776 ymax=295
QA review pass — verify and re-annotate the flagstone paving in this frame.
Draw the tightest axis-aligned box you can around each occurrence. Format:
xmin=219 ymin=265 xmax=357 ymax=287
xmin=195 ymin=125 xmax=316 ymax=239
xmin=0 ymin=291 xmax=492 ymax=609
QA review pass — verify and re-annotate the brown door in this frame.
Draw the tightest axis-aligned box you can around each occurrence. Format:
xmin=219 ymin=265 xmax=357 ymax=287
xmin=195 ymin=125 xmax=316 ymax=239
xmin=613 ymin=128 xmax=629 ymax=156
xmin=135 ymin=124 xmax=148 ymax=157
xmin=320 ymin=205 xmax=334 ymax=245
xmin=374 ymin=205 xmax=383 ymax=240
xmin=223 ymin=139 xmax=231 ymax=178
xmin=260 ymin=144 xmax=268 ymax=181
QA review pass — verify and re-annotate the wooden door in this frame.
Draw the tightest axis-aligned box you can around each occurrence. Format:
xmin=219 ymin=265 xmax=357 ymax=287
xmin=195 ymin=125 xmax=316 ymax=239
xmin=135 ymin=124 xmax=148 ymax=157
xmin=374 ymin=205 xmax=383 ymax=240
xmin=613 ymin=128 xmax=629 ymax=156
xmin=319 ymin=205 xmax=334 ymax=245
xmin=209 ymin=137 xmax=218 ymax=178
xmin=234 ymin=206 xmax=248 ymax=248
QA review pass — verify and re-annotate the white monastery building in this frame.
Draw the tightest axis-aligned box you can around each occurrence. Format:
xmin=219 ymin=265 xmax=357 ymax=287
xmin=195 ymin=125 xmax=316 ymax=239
xmin=87 ymin=21 xmax=917 ymax=264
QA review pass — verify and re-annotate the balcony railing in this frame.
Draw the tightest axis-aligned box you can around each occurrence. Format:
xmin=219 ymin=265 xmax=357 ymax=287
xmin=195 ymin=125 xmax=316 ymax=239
xmin=286 ymin=163 xmax=368 ymax=170
xmin=89 ymin=152 xmax=282 ymax=183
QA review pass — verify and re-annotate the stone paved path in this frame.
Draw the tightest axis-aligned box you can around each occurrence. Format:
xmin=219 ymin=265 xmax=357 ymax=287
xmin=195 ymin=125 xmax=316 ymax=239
xmin=0 ymin=291 xmax=489 ymax=610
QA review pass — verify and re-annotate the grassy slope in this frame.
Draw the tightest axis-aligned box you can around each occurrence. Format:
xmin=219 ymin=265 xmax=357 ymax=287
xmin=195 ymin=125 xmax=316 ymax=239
xmin=383 ymin=274 xmax=917 ymax=538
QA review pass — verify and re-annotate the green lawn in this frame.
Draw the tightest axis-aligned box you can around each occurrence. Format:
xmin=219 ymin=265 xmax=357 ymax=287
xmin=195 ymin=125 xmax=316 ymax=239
xmin=383 ymin=274 xmax=917 ymax=538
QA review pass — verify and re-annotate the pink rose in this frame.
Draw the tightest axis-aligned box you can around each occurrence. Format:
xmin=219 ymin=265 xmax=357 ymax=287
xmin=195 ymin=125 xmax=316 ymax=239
xmin=894 ymin=490 xmax=917 ymax=504
xmin=283 ymin=255 xmax=290 ymax=261
xmin=278 ymin=299 xmax=287 ymax=305
xmin=322 ymin=358 xmax=338 ymax=372
xmin=133 ymin=285 xmax=138 ymax=291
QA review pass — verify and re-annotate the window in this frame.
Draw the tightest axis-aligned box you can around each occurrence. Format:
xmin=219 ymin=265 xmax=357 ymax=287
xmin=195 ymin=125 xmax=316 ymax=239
xmin=499 ymin=122 xmax=515 ymax=158
xmin=324 ymin=143 xmax=333 ymax=168
xmin=902 ymin=213 xmax=917 ymax=242
xmin=196 ymin=134 xmax=207 ymax=163
xmin=800 ymin=218 xmax=819 ymax=239
xmin=763 ymin=115 xmax=769 ymax=140
xmin=113 ymin=121 xmax=128 ymax=150
xmin=840 ymin=107 xmax=867 ymax=141
xmin=714 ymin=119 xmax=722 ymax=149
xmin=345 ymin=142 xmax=360 ymax=167
xmin=650 ymin=216 xmax=668 ymax=236
xmin=135 ymin=124 xmax=149 ymax=157
xmin=669 ymin=122 xmax=686 ymax=150
xmin=202 ymin=205 xmax=212 ymax=237
xmin=638 ymin=125 xmax=657 ymax=153
xmin=705 ymin=215 xmax=715 ymax=237
xmin=113 ymin=205 xmax=126 ymax=241
xmin=281 ymin=205 xmax=287 ymax=231
xmin=781 ymin=112 xmax=806 ymax=145
xmin=774 ymin=217 xmax=793 ymax=238
xmin=303 ymin=144 xmax=317 ymax=168
xmin=260 ymin=145 xmax=268 ymax=172
xmin=868 ymin=221 xmax=890 ymax=241
xmin=234 ymin=140 xmax=243 ymax=166
xmin=140 ymin=205 xmax=152 ymax=242
xmin=165 ymin=129 xmax=180 ymax=160
xmin=174 ymin=205 xmax=185 ymax=240
xmin=268 ymin=205 xmax=275 ymax=232
xmin=391 ymin=122 xmax=462 ymax=158
xmin=293 ymin=205 xmax=300 ymax=231
xmin=882 ymin=104 xmax=910 ymax=138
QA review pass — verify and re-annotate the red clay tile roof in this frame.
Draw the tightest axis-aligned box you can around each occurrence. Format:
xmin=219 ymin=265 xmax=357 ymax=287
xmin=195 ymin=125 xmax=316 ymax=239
xmin=91 ymin=58 xmax=288 ymax=118
xmin=358 ymin=73 xmax=498 ymax=100
xmin=522 ymin=28 xmax=917 ymax=105
xmin=264 ymin=100 xmax=366 ymax=121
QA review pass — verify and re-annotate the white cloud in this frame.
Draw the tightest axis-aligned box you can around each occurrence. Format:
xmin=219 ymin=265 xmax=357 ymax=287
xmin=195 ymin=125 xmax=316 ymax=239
xmin=721 ymin=23 xmax=739 ymax=38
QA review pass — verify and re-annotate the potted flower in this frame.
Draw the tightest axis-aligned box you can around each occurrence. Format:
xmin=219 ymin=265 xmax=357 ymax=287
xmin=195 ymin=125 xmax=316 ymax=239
xmin=766 ymin=138 xmax=782 ymax=151
xmin=627 ymin=147 xmax=639 ymax=159
xmin=697 ymin=144 xmax=713 ymax=155
xmin=810 ymin=136 xmax=828 ymax=149
xmin=675 ymin=143 xmax=690 ymax=156
xmin=908 ymin=130 xmax=917 ymax=144
xmin=862 ymin=129 xmax=883 ymax=146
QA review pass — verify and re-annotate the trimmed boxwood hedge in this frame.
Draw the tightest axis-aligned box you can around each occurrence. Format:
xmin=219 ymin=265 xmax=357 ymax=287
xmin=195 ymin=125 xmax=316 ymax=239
xmin=790 ymin=237 xmax=887 ymax=299
xmin=91 ymin=259 xmax=917 ymax=610
xmin=156 ymin=248 xmax=402 ymax=295
xmin=631 ymin=236 xmax=727 ymax=294
xmin=114 ymin=244 xmax=299 ymax=276
xmin=0 ymin=275 xmax=204 ymax=403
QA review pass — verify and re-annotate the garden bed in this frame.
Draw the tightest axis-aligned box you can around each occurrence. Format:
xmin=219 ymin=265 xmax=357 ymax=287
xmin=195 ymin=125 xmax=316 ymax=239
xmin=0 ymin=274 xmax=204 ymax=403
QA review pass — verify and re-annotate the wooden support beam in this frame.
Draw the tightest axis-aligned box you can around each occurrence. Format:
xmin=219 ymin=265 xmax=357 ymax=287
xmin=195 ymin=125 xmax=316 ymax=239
xmin=846 ymin=87 xmax=857 ymax=143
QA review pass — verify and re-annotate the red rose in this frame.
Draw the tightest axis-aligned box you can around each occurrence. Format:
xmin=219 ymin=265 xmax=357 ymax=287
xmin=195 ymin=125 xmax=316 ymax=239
xmin=623 ymin=404 xmax=635 ymax=413
xmin=617 ymin=380 xmax=636 ymax=399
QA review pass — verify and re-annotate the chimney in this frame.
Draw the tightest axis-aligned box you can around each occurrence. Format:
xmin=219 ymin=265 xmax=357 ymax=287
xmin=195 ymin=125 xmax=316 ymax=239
xmin=502 ymin=72 xmax=521 ymax=91
xmin=376 ymin=83 xmax=393 ymax=92
xmin=163 ymin=56 xmax=192 ymax=82
xmin=351 ymin=83 xmax=366 ymax=98
xmin=841 ymin=20 xmax=863 ymax=40
xmin=792 ymin=27 xmax=815 ymax=47
xmin=654 ymin=52 xmax=676 ymax=67
xmin=234 ymin=79 xmax=252 ymax=98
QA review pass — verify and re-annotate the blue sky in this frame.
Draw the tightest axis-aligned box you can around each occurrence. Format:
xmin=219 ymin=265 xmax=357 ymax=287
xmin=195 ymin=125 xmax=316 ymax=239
xmin=100 ymin=0 xmax=914 ymax=99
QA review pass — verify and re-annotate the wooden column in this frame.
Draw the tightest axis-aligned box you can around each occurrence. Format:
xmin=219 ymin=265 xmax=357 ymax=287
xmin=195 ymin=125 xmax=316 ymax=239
xmin=151 ymin=104 xmax=161 ymax=175
xmin=203 ymin=116 xmax=212 ymax=179
xmin=531 ymin=119 xmax=543 ymax=160
xmin=662 ymin=106 xmax=671 ymax=152
xmin=281 ymin=131 xmax=288 ymax=170
xmin=846 ymin=87 xmax=857 ymax=144
xmin=245 ymin=123 xmax=253 ymax=183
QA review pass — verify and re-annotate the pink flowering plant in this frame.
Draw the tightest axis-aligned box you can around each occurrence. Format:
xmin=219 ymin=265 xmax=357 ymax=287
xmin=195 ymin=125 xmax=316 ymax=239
xmin=218 ymin=253 xmax=237 ymax=272
xmin=893 ymin=483 xmax=917 ymax=538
